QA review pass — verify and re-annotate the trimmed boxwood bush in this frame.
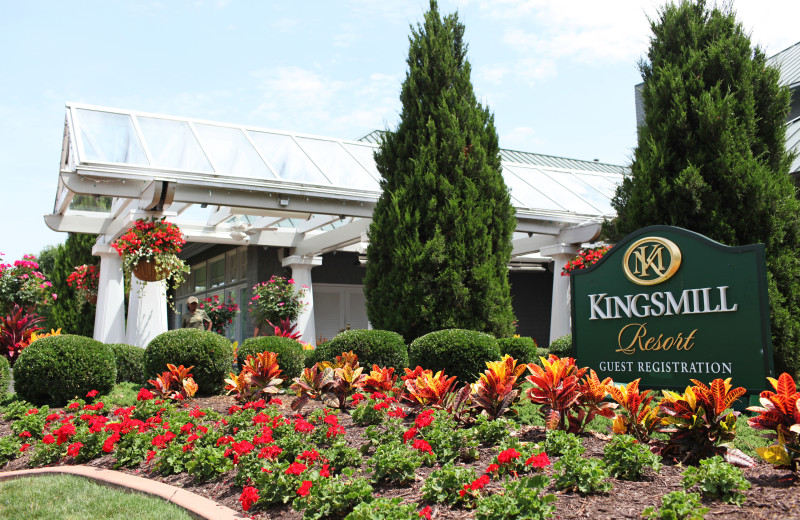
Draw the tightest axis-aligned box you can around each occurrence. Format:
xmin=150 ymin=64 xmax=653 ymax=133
xmin=107 ymin=343 xmax=145 ymax=384
xmin=549 ymin=335 xmax=573 ymax=356
xmin=14 ymin=334 xmax=117 ymax=406
xmin=237 ymin=336 xmax=306 ymax=382
xmin=0 ymin=356 xmax=10 ymax=399
xmin=497 ymin=336 xmax=538 ymax=365
xmin=144 ymin=329 xmax=233 ymax=396
xmin=313 ymin=329 xmax=408 ymax=369
xmin=408 ymin=329 xmax=501 ymax=384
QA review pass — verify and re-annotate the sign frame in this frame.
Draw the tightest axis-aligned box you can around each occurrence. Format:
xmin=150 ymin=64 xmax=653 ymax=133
xmin=570 ymin=225 xmax=774 ymax=392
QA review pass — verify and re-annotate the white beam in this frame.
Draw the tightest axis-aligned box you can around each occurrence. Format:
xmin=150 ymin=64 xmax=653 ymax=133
xmin=207 ymin=206 xmax=232 ymax=226
xmin=250 ymin=216 xmax=285 ymax=230
xmin=297 ymin=215 xmax=340 ymax=234
xmin=291 ymin=218 xmax=371 ymax=257
xmin=44 ymin=213 xmax=109 ymax=234
xmin=510 ymin=221 xmax=602 ymax=257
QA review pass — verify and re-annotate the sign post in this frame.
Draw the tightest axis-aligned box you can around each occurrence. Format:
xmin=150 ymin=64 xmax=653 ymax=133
xmin=571 ymin=226 xmax=773 ymax=391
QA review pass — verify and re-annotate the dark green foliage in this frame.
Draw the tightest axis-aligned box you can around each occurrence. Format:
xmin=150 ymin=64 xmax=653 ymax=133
xmin=315 ymin=329 xmax=408 ymax=369
xmin=107 ymin=343 xmax=145 ymax=384
xmin=13 ymin=334 xmax=116 ymax=406
xmin=37 ymin=233 xmax=97 ymax=337
xmin=363 ymin=0 xmax=516 ymax=343
xmin=610 ymin=0 xmax=800 ymax=376
xmin=408 ymin=329 xmax=501 ymax=384
xmin=144 ymin=329 xmax=232 ymax=396
xmin=0 ymin=356 xmax=9 ymax=399
xmin=238 ymin=336 xmax=305 ymax=382
xmin=497 ymin=336 xmax=537 ymax=364
xmin=548 ymin=335 xmax=572 ymax=356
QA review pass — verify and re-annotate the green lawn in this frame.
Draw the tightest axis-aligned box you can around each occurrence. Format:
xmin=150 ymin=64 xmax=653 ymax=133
xmin=0 ymin=474 xmax=194 ymax=520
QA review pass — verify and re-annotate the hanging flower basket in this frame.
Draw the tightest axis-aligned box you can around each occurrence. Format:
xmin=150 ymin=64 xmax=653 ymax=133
xmin=113 ymin=217 xmax=190 ymax=297
xmin=86 ymin=294 xmax=98 ymax=305
xmin=132 ymin=259 xmax=162 ymax=282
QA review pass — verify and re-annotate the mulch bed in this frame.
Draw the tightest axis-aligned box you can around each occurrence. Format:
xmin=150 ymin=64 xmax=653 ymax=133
xmin=1 ymin=394 xmax=798 ymax=519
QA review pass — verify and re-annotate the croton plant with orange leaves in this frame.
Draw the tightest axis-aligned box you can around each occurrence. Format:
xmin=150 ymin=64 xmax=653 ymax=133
xmin=747 ymin=372 xmax=800 ymax=473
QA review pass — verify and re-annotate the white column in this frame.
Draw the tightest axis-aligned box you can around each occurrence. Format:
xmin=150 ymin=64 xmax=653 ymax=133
xmin=125 ymin=275 xmax=168 ymax=348
xmin=540 ymin=244 xmax=580 ymax=345
xmin=91 ymin=244 xmax=126 ymax=344
xmin=282 ymin=255 xmax=323 ymax=345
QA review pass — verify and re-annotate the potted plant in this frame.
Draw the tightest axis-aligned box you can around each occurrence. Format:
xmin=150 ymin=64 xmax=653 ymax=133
xmin=112 ymin=217 xmax=190 ymax=287
xmin=199 ymin=295 xmax=240 ymax=335
xmin=66 ymin=264 xmax=100 ymax=304
xmin=248 ymin=276 xmax=308 ymax=334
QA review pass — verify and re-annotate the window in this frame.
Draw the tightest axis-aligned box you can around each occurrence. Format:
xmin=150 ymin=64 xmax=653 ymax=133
xmin=209 ymin=255 xmax=225 ymax=287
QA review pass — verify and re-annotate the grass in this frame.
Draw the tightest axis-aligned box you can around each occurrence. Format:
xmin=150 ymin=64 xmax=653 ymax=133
xmin=0 ymin=474 xmax=194 ymax=520
xmin=96 ymin=382 xmax=141 ymax=409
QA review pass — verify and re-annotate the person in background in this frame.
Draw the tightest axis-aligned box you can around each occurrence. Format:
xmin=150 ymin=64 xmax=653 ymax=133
xmin=182 ymin=296 xmax=212 ymax=331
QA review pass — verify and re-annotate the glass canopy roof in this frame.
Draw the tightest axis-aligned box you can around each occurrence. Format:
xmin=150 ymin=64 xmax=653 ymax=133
xmin=52 ymin=103 xmax=627 ymax=259
xmin=72 ymin=106 xmax=382 ymax=192
xmin=68 ymin=104 xmax=624 ymax=217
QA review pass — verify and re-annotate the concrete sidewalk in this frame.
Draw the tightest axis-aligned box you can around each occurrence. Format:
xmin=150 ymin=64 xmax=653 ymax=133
xmin=0 ymin=465 xmax=249 ymax=520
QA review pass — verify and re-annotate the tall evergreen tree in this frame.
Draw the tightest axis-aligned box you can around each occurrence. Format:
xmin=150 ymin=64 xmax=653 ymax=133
xmin=611 ymin=0 xmax=800 ymax=376
xmin=38 ymin=233 xmax=97 ymax=337
xmin=364 ymin=1 xmax=516 ymax=343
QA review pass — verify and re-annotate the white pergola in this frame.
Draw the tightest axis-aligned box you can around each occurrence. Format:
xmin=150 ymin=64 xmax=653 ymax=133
xmin=46 ymin=103 xmax=625 ymax=347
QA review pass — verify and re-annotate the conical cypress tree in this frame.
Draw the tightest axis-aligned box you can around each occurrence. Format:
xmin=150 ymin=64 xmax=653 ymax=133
xmin=364 ymin=0 xmax=516 ymax=343
xmin=612 ymin=0 xmax=800 ymax=376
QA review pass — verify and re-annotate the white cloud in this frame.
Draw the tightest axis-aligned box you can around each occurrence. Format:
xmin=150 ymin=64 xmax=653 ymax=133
xmin=500 ymin=125 xmax=542 ymax=151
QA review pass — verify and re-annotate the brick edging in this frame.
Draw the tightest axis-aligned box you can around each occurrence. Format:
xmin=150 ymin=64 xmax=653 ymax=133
xmin=0 ymin=466 xmax=248 ymax=520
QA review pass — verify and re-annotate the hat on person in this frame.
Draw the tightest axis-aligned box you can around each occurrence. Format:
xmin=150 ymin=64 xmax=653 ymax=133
xmin=187 ymin=296 xmax=199 ymax=305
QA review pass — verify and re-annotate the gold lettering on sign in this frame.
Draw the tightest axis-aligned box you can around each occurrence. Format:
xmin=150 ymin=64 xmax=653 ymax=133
xmin=616 ymin=322 xmax=698 ymax=355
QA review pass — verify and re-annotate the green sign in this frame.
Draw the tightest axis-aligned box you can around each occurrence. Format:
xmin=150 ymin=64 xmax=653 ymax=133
xmin=571 ymin=226 xmax=773 ymax=392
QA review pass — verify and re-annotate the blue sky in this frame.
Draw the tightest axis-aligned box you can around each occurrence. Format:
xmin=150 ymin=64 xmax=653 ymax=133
xmin=2 ymin=0 xmax=799 ymax=262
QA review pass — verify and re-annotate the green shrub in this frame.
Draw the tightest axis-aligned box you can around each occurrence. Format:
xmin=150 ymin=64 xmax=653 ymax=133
xmin=315 ymin=329 xmax=408 ymax=369
xmin=144 ymin=329 xmax=232 ymax=396
xmin=548 ymin=335 xmax=572 ymax=356
xmin=603 ymin=434 xmax=662 ymax=480
xmin=497 ymin=336 xmax=537 ymax=365
xmin=107 ymin=343 xmax=145 ymax=384
xmin=0 ymin=356 xmax=10 ymax=399
xmin=408 ymin=329 xmax=501 ymax=384
xmin=238 ymin=336 xmax=305 ymax=382
xmin=13 ymin=334 xmax=117 ymax=406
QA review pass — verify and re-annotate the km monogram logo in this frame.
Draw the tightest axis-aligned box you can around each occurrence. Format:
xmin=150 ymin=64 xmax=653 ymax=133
xmin=623 ymin=237 xmax=682 ymax=285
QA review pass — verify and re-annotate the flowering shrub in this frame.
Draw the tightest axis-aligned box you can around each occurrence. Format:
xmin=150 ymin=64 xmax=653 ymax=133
xmin=66 ymin=264 xmax=100 ymax=303
xmin=198 ymin=295 xmax=239 ymax=335
xmin=248 ymin=276 xmax=308 ymax=328
xmin=561 ymin=245 xmax=611 ymax=276
xmin=0 ymin=253 xmax=55 ymax=315
xmin=112 ymin=217 xmax=189 ymax=286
